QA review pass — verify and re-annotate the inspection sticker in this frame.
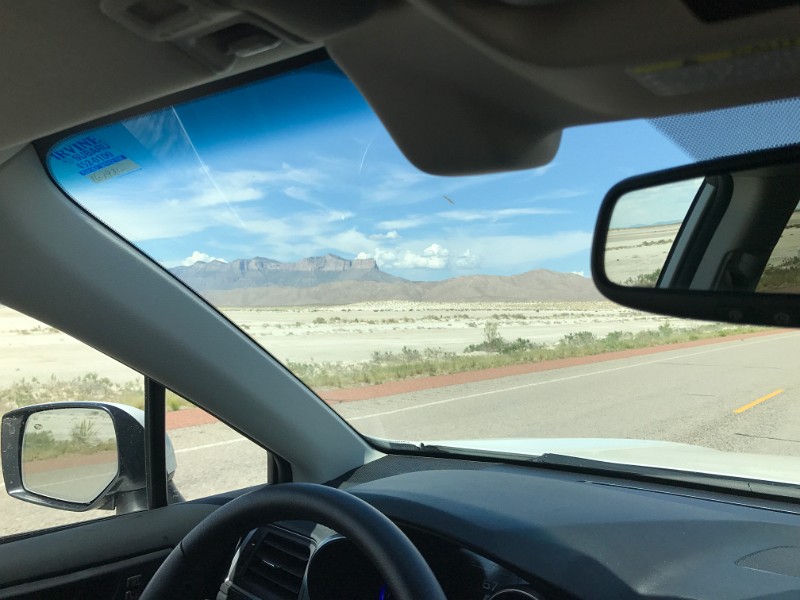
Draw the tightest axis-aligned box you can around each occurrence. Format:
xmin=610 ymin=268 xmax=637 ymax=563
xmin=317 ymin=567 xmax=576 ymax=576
xmin=49 ymin=134 xmax=141 ymax=184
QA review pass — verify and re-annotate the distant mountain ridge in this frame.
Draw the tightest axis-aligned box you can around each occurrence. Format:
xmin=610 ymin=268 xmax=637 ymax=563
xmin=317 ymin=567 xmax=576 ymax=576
xmin=170 ymin=254 xmax=601 ymax=306
xmin=171 ymin=254 xmax=400 ymax=290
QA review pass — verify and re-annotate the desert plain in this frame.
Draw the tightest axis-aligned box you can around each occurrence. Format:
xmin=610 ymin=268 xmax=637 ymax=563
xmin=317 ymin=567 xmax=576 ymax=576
xmin=0 ymin=300 xmax=691 ymax=391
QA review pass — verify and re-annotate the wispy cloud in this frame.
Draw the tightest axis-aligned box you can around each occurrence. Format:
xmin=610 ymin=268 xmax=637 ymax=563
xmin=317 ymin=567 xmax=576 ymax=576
xmin=369 ymin=230 xmax=400 ymax=240
xmin=376 ymin=206 xmax=568 ymax=230
xmin=530 ymin=163 xmax=556 ymax=177
xmin=69 ymin=118 xmax=599 ymax=277
xmin=437 ymin=207 xmax=568 ymax=222
xmin=376 ymin=216 xmax=431 ymax=230
xmin=284 ymin=186 xmax=311 ymax=201
xmin=76 ymin=164 xmax=329 ymax=242
xmin=532 ymin=188 xmax=587 ymax=201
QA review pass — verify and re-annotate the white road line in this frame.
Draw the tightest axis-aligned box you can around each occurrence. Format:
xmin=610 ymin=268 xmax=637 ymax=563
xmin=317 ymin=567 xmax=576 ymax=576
xmin=348 ymin=332 xmax=800 ymax=422
xmin=175 ymin=438 xmax=248 ymax=454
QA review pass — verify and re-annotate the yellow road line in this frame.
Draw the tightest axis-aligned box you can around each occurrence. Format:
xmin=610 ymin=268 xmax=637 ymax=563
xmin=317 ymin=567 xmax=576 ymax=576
xmin=734 ymin=389 xmax=784 ymax=414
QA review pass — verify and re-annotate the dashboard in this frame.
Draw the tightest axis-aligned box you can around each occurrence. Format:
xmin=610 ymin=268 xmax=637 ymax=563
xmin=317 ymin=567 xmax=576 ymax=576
xmin=225 ymin=523 xmax=541 ymax=600
xmin=218 ymin=455 xmax=800 ymax=600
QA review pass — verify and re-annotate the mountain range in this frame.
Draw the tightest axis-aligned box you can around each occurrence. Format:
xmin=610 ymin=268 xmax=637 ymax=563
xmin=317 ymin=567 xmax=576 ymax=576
xmin=170 ymin=254 xmax=601 ymax=306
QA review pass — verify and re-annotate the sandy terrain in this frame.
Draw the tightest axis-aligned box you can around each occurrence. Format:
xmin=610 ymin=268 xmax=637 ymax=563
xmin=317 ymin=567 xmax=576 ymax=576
xmin=0 ymin=308 xmax=141 ymax=390
xmin=223 ymin=301 xmax=692 ymax=366
xmin=0 ymin=301 xmax=698 ymax=392
xmin=765 ymin=211 xmax=800 ymax=266
xmin=604 ymin=222 xmax=680 ymax=285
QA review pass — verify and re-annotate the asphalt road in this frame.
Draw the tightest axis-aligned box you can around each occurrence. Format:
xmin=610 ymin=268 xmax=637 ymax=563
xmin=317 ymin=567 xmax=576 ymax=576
xmin=338 ymin=330 xmax=800 ymax=456
xmin=3 ymin=330 xmax=800 ymax=538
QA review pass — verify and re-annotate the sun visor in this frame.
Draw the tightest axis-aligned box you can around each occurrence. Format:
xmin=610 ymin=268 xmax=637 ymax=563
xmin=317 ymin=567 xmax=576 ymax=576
xmin=326 ymin=7 xmax=566 ymax=176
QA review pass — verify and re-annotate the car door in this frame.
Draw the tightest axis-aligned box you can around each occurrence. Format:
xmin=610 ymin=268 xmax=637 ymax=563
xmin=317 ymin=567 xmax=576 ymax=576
xmin=0 ymin=311 xmax=274 ymax=599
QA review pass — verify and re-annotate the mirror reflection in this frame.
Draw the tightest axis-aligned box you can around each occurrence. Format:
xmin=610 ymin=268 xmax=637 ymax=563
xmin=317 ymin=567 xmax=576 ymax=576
xmin=603 ymin=161 xmax=800 ymax=293
xmin=605 ymin=178 xmax=702 ymax=287
xmin=21 ymin=408 xmax=118 ymax=504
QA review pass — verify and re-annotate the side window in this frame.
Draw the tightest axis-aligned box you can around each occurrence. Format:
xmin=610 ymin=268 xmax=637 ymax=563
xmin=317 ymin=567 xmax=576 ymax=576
xmin=166 ymin=397 xmax=268 ymax=502
xmin=0 ymin=306 xmax=269 ymax=541
xmin=0 ymin=306 xmax=145 ymax=539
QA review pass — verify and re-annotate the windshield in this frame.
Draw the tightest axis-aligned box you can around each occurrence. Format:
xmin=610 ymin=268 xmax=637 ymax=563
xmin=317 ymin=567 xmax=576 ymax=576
xmin=45 ymin=59 xmax=800 ymax=484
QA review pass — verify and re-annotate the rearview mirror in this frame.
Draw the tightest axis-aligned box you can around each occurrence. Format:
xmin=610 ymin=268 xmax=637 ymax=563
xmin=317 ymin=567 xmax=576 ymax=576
xmin=592 ymin=145 xmax=800 ymax=327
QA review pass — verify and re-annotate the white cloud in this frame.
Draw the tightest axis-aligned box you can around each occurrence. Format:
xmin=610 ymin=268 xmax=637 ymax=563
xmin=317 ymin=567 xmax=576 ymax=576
xmin=438 ymin=207 xmax=567 ymax=222
xmin=284 ymin=186 xmax=311 ymax=201
xmin=75 ymin=145 xmax=591 ymax=277
xmin=571 ymin=270 xmax=587 ymax=278
xmin=369 ymin=230 xmax=400 ymax=240
xmin=362 ymin=232 xmax=589 ymax=275
xmin=376 ymin=217 xmax=431 ymax=230
xmin=392 ymin=248 xmax=448 ymax=270
xmin=532 ymin=188 xmax=587 ymax=201
xmin=181 ymin=251 xmax=226 ymax=266
xmin=361 ymin=243 xmax=456 ymax=270
xmin=186 ymin=184 xmax=263 ymax=208
xmin=188 ymin=166 xmax=324 ymax=208
xmin=454 ymin=249 xmax=479 ymax=268
xmin=375 ymin=206 xmax=569 ymax=232
xmin=423 ymin=243 xmax=448 ymax=257
xmin=530 ymin=163 xmax=556 ymax=177
xmin=326 ymin=228 xmax=375 ymax=255
xmin=79 ymin=164 xmax=332 ymax=242
xmin=365 ymin=168 xmax=430 ymax=203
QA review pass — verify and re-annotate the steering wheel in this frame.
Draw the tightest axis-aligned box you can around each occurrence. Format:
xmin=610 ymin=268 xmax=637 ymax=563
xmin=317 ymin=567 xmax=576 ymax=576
xmin=140 ymin=482 xmax=447 ymax=600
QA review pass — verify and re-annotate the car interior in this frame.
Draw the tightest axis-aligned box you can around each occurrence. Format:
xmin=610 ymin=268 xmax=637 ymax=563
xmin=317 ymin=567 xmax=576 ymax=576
xmin=5 ymin=1 xmax=800 ymax=599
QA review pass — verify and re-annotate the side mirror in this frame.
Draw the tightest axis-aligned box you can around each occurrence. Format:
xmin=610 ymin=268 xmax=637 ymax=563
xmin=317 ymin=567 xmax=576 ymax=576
xmin=2 ymin=402 xmax=177 ymax=513
xmin=592 ymin=144 xmax=800 ymax=327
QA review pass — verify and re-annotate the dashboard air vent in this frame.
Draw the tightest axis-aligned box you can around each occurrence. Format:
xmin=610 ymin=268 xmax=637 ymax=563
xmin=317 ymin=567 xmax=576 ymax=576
xmin=235 ymin=527 xmax=315 ymax=600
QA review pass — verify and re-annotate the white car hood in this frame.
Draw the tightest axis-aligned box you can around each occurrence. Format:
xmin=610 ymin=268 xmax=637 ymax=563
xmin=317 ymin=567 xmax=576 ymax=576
xmin=427 ymin=438 xmax=800 ymax=487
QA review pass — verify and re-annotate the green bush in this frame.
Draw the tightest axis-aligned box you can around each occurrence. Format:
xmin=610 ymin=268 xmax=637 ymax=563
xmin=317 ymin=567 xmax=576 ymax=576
xmin=290 ymin=322 xmax=762 ymax=390
xmin=624 ymin=268 xmax=662 ymax=287
xmin=0 ymin=373 xmax=192 ymax=413
xmin=757 ymin=256 xmax=800 ymax=292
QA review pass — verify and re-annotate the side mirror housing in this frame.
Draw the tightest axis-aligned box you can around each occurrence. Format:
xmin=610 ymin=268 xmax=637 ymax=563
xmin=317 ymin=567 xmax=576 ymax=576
xmin=2 ymin=402 xmax=177 ymax=513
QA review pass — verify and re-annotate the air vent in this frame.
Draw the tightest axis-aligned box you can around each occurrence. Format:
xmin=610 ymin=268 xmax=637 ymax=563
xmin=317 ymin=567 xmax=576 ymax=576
xmin=234 ymin=527 xmax=315 ymax=600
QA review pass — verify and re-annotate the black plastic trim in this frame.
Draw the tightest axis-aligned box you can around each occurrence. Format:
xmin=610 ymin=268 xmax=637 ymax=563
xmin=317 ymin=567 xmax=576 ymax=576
xmin=145 ymin=378 xmax=168 ymax=509
xmin=0 ymin=549 xmax=171 ymax=599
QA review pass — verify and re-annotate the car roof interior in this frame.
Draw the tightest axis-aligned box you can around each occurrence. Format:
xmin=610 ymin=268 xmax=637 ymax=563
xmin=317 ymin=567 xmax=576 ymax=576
xmin=5 ymin=0 xmax=800 ymax=175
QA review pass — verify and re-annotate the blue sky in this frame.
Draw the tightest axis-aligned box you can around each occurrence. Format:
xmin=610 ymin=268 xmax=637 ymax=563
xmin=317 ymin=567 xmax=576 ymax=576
xmin=47 ymin=61 xmax=694 ymax=281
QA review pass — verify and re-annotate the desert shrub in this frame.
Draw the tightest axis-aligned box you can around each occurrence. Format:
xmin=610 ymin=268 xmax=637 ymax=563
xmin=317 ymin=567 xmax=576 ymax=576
xmin=0 ymin=373 xmax=194 ymax=413
xmin=465 ymin=322 xmax=538 ymax=354
xmin=624 ymin=268 xmax=662 ymax=287
xmin=757 ymin=256 xmax=800 ymax=292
